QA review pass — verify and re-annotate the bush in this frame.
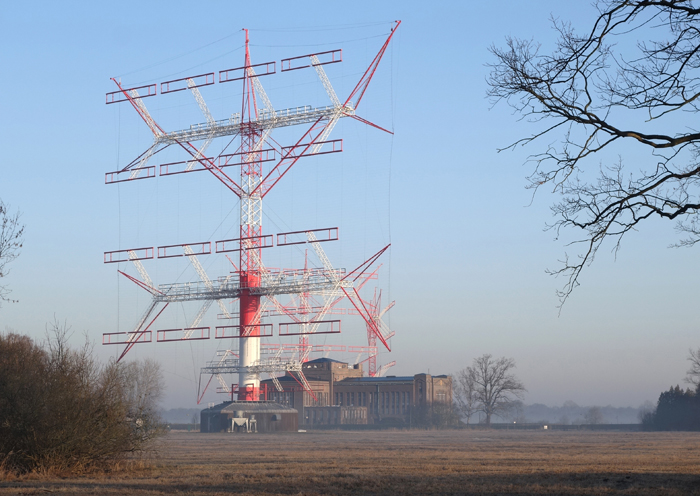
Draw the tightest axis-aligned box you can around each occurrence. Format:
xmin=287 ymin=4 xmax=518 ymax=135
xmin=0 ymin=325 xmax=165 ymax=474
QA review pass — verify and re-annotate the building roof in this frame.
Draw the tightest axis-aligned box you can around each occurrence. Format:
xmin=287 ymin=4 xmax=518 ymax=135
xmin=201 ymin=401 xmax=298 ymax=414
xmin=304 ymin=357 xmax=346 ymax=364
xmin=261 ymin=374 xmax=327 ymax=383
xmin=338 ymin=376 xmax=415 ymax=384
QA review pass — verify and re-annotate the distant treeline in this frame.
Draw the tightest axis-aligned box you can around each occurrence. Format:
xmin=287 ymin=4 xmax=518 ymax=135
xmin=166 ymin=403 xmax=647 ymax=426
xmin=641 ymin=385 xmax=700 ymax=431
xmin=515 ymin=402 xmax=644 ymax=425
xmin=160 ymin=408 xmax=202 ymax=424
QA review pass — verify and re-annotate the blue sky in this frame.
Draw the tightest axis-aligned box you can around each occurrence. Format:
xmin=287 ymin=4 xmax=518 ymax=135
xmin=1 ymin=1 xmax=697 ymax=409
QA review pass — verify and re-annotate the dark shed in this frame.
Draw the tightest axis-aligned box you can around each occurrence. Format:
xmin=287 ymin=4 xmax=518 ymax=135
xmin=200 ymin=401 xmax=298 ymax=433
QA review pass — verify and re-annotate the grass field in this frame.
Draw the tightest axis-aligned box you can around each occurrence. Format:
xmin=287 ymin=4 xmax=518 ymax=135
xmin=2 ymin=429 xmax=700 ymax=495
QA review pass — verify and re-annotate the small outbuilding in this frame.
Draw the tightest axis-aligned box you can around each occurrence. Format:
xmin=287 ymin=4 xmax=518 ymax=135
xmin=200 ymin=401 xmax=298 ymax=433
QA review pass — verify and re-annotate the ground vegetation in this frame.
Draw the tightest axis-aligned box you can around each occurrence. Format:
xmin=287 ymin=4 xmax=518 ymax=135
xmin=0 ymin=322 xmax=165 ymax=474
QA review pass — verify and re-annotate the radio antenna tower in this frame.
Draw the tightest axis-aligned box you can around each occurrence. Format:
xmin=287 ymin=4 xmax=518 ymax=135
xmin=103 ymin=22 xmax=400 ymax=403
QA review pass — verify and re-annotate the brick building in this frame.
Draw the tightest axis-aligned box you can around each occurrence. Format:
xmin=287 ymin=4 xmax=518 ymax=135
xmin=260 ymin=358 xmax=452 ymax=426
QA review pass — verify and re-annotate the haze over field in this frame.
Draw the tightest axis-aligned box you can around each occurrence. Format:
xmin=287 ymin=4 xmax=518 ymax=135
xmin=1 ymin=0 xmax=696 ymax=410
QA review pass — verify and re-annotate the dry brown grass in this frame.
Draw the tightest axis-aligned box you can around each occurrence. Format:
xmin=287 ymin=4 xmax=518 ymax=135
xmin=1 ymin=429 xmax=699 ymax=495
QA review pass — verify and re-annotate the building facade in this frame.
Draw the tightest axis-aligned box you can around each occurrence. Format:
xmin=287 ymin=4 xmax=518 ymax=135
xmin=260 ymin=358 xmax=452 ymax=426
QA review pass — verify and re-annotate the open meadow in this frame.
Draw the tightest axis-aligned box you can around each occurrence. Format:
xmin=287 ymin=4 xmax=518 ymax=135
xmin=2 ymin=429 xmax=699 ymax=495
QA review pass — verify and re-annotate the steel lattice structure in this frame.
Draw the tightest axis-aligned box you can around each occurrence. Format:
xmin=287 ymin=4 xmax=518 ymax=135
xmin=103 ymin=23 xmax=400 ymax=403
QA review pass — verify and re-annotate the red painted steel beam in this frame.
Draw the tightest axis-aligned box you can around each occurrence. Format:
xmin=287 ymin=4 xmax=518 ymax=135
xmin=252 ymin=116 xmax=331 ymax=198
xmin=161 ymin=73 xmax=214 ymax=94
xmin=117 ymin=270 xmax=162 ymax=295
xmin=281 ymin=49 xmax=342 ymax=71
xmin=343 ymin=21 xmax=401 ymax=110
xmin=117 ymin=303 xmax=169 ymax=362
xmin=104 ymin=247 xmax=154 ymax=263
xmin=106 ymin=83 xmax=156 ymax=104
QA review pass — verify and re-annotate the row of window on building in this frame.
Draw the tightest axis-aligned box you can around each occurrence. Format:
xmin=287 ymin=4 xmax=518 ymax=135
xmin=269 ymin=391 xmax=331 ymax=407
xmin=304 ymin=408 xmax=367 ymax=425
xmin=268 ymin=389 xmax=415 ymax=416
xmin=335 ymin=391 xmax=412 ymax=415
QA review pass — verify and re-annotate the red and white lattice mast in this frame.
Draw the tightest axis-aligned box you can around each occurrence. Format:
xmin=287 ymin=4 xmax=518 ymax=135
xmin=103 ymin=22 xmax=400 ymax=402
xmin=238 ymin=28 xmax=265 ymax=401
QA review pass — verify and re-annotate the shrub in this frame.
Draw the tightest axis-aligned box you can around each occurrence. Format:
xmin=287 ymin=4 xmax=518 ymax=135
xmin=0 ymin=325 xmax=165 ymax=474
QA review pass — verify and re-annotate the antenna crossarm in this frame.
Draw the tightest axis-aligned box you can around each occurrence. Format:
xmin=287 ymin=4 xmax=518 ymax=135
xmin=185 ymin=245 xmax=232 ymax=319
xmin=201 ymin=356 xmax=304 ymax=375
xmin=188 ymin=79 xmax=215 ymax=126
xmin=270 ymin=374 xmax=283 ymax=392
xmin=311 ymin=55 xmax=341 ymax=108
xmin=185 ymin=79 xmax=216 ymax=171
xmin=249 ymin=65 xmax=276 ymax=120
xmin=375 ymin=361 xmax=396 ymax=377
xmin=129 ymin=251 xmax=154 ymax=288
xmin=110 ymin=78 xmax=165 ymax=137
xmin=156 ymin=105 xmax=349 ymax=145
xmin=183 ymin=300 xmax=214 ymax=339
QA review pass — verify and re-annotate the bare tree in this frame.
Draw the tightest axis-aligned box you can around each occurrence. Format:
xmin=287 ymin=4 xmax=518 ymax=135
xmin=488 ymin=1 xmax=700 ymax=306
xmin=584 ymin=406 xmax=605 ymax=425
xmin=0 ymin=200 xmax=24 ymax=305
xmin=454 ymin=368 xmax=479 ymax=424
xmin=686 ymin=347 xmax=700 ymax=387
xmin=506 ymin=400 xmax=527 ymax=424
xmin=462 ymin=354 xmax=526 ymax=425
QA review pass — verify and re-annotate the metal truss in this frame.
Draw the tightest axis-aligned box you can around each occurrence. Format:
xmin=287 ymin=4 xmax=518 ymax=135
xmin=105 ymin=22 xmax=401 ymax=403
